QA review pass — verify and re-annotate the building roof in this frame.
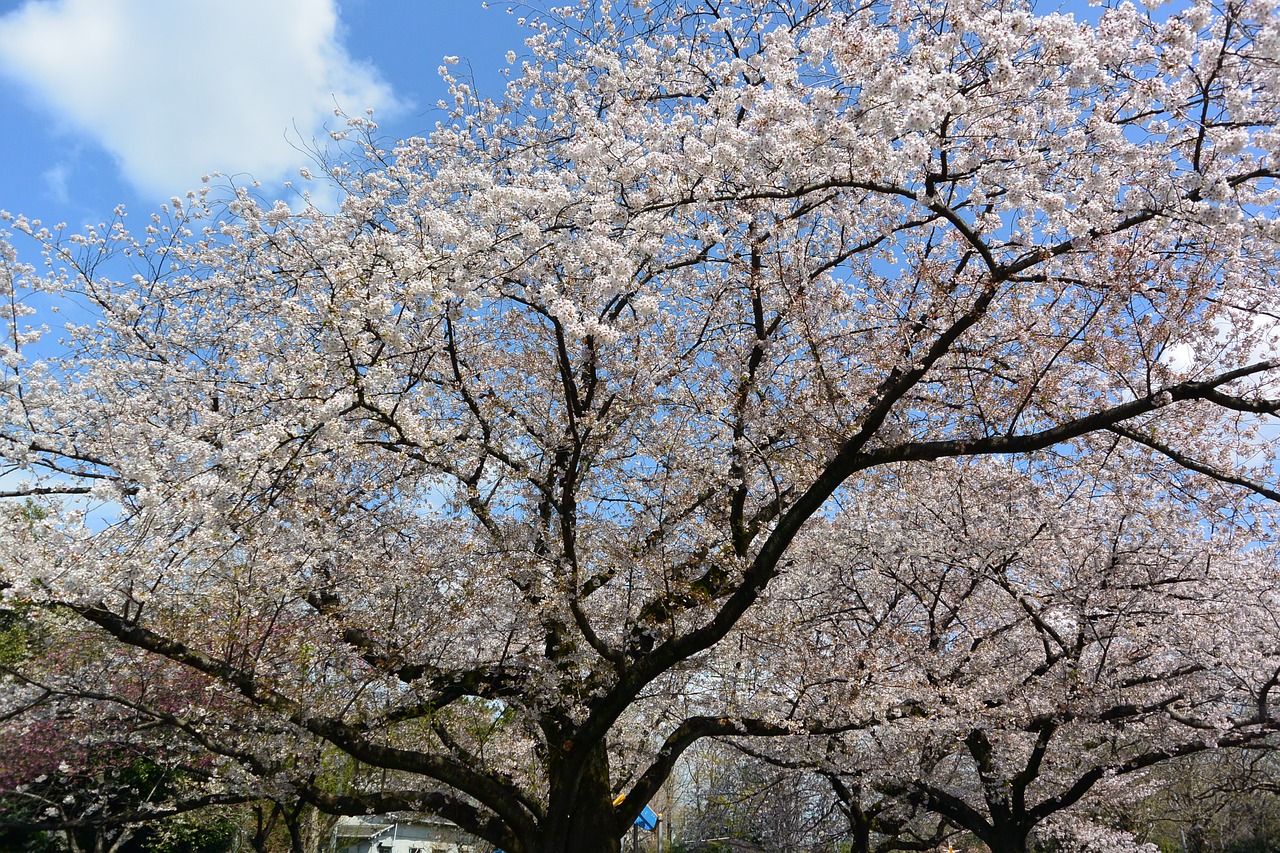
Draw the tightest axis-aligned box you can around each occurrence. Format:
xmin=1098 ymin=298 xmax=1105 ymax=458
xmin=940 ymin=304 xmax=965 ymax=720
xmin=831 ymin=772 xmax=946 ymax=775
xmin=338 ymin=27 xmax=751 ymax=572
xmin=334 ymin=814 xmax=462 ymax=840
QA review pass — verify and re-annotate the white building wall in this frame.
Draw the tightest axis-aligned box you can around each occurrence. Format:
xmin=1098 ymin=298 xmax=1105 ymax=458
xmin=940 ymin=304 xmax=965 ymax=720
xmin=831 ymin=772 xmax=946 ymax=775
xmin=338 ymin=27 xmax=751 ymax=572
xmin=334 ymin=817 xmax=484 ymax=853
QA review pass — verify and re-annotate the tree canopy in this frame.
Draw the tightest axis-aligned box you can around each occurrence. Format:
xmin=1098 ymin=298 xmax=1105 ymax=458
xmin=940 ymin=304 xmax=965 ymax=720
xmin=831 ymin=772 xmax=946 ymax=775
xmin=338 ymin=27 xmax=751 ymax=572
xmin=1 ymin=0 xmax=1279 ymax=851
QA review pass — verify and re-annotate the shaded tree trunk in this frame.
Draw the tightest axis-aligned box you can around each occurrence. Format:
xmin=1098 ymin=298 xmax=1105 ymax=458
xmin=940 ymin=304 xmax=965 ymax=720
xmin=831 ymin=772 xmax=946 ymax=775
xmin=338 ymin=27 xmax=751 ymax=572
xmin=979 ymin=825 xmax=1031 ymax=853
xmin=535 ymin=739 xmax=623 ymax=853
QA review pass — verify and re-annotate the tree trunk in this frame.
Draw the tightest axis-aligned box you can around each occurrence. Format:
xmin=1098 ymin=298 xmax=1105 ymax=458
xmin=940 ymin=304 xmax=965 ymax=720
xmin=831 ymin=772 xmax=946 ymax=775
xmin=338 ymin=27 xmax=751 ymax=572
xmin=535 ymin=739 xmax=624 ymax=853
xmin=982 ymin=826 xmax=1030 ymax=853
xmin=1183 ymin=820 xmax=1208 ymax=853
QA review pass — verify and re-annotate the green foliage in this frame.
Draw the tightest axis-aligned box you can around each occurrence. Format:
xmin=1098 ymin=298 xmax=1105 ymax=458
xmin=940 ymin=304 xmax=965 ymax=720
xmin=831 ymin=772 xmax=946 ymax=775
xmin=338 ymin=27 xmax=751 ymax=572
xmin=0 ymin=605 xmax=37 ymax=667
xmin=0 ymin=502 xmax=52 ymax=667
xmin=139 ymin=811 xmax=238 ymax=853
xmin=0 ymin=826 xmax=62 ymax=853
xmin=1118 ymin=750 xmax=1280 ymax=853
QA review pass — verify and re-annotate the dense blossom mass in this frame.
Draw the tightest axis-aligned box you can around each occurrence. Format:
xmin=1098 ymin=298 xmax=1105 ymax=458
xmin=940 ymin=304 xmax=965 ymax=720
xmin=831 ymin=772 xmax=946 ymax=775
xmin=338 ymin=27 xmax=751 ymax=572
xmin=1 ymin=0 xmax=1279 ymax=851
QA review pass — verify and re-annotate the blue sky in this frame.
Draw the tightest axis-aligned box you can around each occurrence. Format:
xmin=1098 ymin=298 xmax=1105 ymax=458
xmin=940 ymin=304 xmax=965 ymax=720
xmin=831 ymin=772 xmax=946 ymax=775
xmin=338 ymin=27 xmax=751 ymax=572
xmin=0 ymin=0 xmax=531 ymax=228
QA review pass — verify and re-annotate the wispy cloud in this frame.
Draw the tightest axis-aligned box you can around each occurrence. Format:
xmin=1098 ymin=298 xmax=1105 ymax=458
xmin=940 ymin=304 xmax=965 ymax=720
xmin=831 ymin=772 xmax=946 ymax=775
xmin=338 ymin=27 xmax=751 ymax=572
xmin=42 ymin=163 xmax=69 ymax=203
xmin=0 ymin=0 xmax=400 ymax=199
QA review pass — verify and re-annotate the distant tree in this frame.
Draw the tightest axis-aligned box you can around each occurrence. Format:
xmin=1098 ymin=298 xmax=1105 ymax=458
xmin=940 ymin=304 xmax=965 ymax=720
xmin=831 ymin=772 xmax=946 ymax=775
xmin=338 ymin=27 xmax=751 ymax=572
xmin=753 ymin=460 xmax=1280 ymax=853
xmin=2 ymin=0 xmax=1279 ymax=851
xmin=678 ymin=742 xmax=841 ymax=851
xmin=0 ymin=613 xmax=247 ymax=853
xmin=1133 ymin=747 xmax=1280 ymax=853
xmin=0 ymin=590 xmax=262 ymax=853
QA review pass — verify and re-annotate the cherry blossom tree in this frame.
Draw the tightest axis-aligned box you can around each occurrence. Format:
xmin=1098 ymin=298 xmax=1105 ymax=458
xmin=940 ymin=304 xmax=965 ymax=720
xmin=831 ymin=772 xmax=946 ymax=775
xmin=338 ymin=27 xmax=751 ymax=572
xmin=0 ymin=599 xmax=267 ymax=853
xmin=1 ymin=0 xmax=1279 ymax=850
xmin=749 ymin=459 xmax=1280 ymax=853
xmin=677 ymin=742 xmax=846 ymax=850
xmin=1137 ymin=748 xmax=1280 ymax=853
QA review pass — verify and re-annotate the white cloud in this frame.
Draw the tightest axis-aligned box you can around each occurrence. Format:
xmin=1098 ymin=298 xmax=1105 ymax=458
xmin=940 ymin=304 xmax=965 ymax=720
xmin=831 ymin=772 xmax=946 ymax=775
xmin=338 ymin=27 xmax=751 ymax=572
xmin=1162 ymin=308 xmax=1280 ymax=387
xmin=42 ymin=163 xmax=69 ymax=203
xmin=0 ymin=0 xmax=399 ymax=198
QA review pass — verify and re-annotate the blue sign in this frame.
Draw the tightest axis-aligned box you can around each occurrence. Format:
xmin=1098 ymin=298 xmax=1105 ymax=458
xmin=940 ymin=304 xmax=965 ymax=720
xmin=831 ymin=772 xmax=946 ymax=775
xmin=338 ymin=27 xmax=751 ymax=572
xmin=634 ymin=804 xmax=658 ymax=831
